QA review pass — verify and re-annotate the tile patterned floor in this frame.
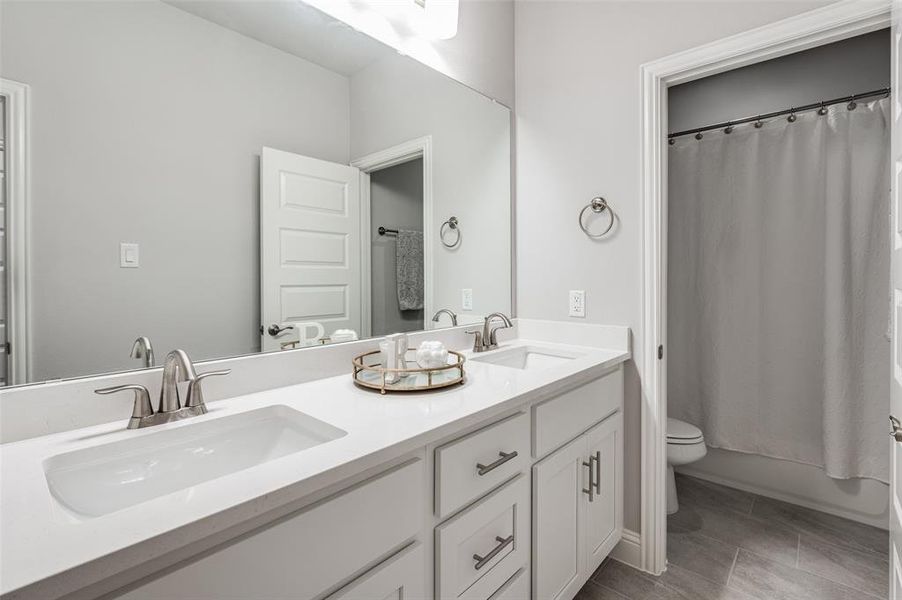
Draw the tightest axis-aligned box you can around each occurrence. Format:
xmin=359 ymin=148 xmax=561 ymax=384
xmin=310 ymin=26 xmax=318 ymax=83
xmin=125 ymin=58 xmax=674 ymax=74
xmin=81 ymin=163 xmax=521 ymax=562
xmin=581 ymin=474 xmax=889 ymax=600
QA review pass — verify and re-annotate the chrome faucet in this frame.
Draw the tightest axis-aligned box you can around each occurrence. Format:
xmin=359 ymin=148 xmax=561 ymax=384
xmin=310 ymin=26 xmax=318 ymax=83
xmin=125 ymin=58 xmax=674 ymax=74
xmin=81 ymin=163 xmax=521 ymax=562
xmin=130 ymin=336 xmax=155 ymax=368
xmin=466 ymin=312 xmax=513 ymax=352
xmin=95 ymin=349 xmax=230 ymax=429
xmin=432 ymin=308 xmax=458 ymax=326
xmin=159 ymin=349 xmax=196 ymax=413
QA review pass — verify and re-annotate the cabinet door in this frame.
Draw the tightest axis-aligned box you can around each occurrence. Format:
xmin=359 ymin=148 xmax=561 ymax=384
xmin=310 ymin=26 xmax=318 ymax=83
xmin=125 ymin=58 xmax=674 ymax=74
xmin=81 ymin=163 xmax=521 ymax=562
xmin=532 ymin=436 xmax=587 ymax=600
xmin=327 ymin=542 xmax=425 ymax=600
xmin=585 ymin=412 xmax=623 ymax=573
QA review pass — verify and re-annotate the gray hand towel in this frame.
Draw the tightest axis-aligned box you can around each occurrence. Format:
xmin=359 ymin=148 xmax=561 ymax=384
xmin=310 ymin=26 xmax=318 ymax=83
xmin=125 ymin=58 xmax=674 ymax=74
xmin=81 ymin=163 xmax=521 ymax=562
xmin=396 ymin=229 xmax=424 ymax=311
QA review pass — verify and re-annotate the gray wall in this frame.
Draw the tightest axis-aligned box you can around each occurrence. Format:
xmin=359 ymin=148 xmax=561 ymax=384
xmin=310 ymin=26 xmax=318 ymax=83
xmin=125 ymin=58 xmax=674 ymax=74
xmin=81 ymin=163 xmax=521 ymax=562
xmin=669 ymin=29 xmax=890 ymax=133
xmin=0 ymin=1 xmax=350 ymax=381
xmin=370 ymin=159 xmax=424 ymax=337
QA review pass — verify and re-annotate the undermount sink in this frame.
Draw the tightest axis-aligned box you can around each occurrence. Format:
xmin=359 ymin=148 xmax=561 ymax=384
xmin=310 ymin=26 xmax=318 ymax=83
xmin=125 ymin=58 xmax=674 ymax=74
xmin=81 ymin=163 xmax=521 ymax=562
xmin=470 ymin=345 xmax=584 ymax=370
xmin=43 ymin=405 xmax=346 ymax=517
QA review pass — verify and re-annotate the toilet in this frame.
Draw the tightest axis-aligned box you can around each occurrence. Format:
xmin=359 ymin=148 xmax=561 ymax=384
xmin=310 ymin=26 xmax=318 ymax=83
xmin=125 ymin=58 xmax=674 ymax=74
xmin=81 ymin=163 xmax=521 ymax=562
xmin=666 ymin=418 xmax=707 ymax=514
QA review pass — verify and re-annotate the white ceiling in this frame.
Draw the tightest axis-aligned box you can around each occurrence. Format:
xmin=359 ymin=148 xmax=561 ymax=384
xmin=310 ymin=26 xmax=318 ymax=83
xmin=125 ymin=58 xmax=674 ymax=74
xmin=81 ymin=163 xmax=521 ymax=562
xmin=164 ymin=0 xmax=395 ymax=76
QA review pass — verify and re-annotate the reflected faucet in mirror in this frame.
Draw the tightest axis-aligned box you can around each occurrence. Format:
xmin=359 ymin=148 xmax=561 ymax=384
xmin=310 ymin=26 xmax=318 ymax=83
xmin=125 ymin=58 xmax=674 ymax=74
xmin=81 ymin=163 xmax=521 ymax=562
xmin=95 ymin=350 xmax=230 ymax=429
xmin=129 ymin=336 xmax=155 ymax=368
xmin=432 ymin=309 xmax=458 ymax=327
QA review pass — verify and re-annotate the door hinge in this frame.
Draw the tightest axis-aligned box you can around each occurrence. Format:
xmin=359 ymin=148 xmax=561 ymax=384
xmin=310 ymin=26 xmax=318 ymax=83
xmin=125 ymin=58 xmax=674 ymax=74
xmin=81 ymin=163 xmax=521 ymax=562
xmin=5 ymin=342 xmax=10 ymax=356
xmin=657 ymin=345 xmax=663 ymax=360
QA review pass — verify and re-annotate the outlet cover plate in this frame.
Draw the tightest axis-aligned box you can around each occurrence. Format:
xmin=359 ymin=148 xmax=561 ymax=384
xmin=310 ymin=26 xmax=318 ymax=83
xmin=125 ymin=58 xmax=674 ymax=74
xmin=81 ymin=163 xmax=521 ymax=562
xmin=569 ymin=290 xmax=585 ymax=318
xmin=462 ymin=288 xmax=473 ymax=311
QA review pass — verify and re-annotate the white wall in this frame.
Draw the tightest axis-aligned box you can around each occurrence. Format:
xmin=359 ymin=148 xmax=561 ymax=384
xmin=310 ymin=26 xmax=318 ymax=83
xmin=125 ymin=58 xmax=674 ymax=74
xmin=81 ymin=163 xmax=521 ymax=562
xmin=0 ymin=1 xmax=350 ymax=381
xmin=669 ymin=28 xmax=890 ymax=132
xmin=350 ymin=54 xmax=512 ymax=321
xmin=370 ymin=159 xmax=425 ymax=336
xmin=514 ymin=0 xmax=831 ymax=534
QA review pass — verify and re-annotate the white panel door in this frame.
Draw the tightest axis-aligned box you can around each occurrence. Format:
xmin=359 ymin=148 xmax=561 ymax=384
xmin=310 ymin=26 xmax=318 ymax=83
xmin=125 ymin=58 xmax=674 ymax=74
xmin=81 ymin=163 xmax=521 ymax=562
xmin=892 ymin=3 xmax=902 ymax=596
xmin=532 ymin=436 xmax=587 ymax=600
xmin=260 ymin=147 xmax=361 ymax=351
xmin=585 ymin=413 xmax=623 ymax=574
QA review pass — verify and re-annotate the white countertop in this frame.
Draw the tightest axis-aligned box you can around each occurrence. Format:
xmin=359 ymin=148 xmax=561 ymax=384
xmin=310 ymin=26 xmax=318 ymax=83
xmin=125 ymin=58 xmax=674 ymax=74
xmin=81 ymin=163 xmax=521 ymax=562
xmin=0 ymin=337 xmax=629 ymax=599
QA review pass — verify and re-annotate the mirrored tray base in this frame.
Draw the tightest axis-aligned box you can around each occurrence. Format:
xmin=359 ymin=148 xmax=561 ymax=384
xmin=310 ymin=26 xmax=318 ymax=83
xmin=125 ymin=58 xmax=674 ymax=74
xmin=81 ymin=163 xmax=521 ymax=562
xmin=352 ymin=350 xmax=466 ymax=394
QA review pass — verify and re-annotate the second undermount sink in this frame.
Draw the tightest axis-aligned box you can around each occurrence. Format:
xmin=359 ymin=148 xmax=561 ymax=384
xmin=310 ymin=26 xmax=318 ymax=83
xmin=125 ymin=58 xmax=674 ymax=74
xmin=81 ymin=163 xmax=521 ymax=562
xmin=43 ymin=405 xmax=346 ymax=517
xmin=471 ymin=345 xmax=584 ymax=371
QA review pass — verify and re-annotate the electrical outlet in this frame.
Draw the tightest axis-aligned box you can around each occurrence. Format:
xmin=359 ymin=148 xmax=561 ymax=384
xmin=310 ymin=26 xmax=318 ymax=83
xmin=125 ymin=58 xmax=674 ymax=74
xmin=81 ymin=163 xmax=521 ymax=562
xmin=569 ymin=290 xmax=585 ymax=318
xmin=461 ymin=288 xmax=473 ymax=311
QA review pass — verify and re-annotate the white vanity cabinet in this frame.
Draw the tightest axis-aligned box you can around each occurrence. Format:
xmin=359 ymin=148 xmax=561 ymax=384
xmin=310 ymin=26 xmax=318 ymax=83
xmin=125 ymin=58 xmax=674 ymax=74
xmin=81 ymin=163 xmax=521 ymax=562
xmin=114 ymin=458 xmax=425 ymax=600
xmin=326 ymin=542 xmax=425 ymax=600
xmin=106 ymin=365 xmax=624 ymax=600
xmin=531 ymin=370 xmax=624 ymax=600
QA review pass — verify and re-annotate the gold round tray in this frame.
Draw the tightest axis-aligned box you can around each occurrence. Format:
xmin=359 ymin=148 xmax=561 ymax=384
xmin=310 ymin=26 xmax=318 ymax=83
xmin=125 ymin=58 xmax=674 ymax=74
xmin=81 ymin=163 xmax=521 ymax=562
xmin=352 ymin=349 xmax=466 ymax=394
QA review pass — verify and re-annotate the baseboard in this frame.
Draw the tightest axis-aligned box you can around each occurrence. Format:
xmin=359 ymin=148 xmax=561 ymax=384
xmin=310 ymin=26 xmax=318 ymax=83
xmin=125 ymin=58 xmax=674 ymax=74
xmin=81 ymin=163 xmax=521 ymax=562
xmin=677 ymin=464 xmax=889 ymax=530
xmin=609 ymin=528 xmax=641 ymax=569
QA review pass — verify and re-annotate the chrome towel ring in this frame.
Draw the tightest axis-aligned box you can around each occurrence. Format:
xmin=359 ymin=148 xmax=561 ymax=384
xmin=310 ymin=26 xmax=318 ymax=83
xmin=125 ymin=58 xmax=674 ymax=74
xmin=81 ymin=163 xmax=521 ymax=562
xmin=441 ymin=216 xmax=461 ymax=248
xmin=579 ymin=197 xmax=615 ymax=238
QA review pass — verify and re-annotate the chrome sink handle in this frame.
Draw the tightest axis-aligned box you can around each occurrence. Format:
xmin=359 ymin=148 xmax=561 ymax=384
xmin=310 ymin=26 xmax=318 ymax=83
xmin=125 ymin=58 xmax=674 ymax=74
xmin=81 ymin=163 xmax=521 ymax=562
xmin=465 ymin=329 xmax=484 ymax=353
xmin=95 ymin=384 xmax=154 ymax=430
xmin=185 ymin=369 xmax=231 ymax=410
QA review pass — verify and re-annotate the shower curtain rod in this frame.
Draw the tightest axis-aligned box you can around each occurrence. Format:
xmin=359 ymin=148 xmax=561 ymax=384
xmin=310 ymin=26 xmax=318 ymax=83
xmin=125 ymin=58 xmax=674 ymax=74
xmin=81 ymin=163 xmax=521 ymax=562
xmin=667 ymin=87 xmax=891 ymax=140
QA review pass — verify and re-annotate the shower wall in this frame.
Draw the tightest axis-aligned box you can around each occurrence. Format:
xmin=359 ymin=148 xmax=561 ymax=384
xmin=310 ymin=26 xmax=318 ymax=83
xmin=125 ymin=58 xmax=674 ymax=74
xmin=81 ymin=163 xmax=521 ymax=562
xmin=669 ymin=29 xmax=890 ymax=132
xmin=667 ymin=30 xmax=890 ymax=528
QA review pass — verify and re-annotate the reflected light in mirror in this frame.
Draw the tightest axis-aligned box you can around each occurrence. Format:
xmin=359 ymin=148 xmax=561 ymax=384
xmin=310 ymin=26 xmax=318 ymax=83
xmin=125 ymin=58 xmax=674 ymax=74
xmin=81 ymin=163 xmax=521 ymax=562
xmin=302 ymin=0 xmax=458 ymax=43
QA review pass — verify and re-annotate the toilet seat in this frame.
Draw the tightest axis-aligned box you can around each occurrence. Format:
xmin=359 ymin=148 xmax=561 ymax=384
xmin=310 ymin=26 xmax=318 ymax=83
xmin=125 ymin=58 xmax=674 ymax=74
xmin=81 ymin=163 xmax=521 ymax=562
xmin=666 ymin=418 xmax=704 ymax=445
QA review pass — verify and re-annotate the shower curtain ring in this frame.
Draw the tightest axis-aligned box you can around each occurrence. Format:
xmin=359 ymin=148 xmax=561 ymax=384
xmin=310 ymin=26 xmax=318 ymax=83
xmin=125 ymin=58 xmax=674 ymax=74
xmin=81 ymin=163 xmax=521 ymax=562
xmin=754 ymin=117 xmax=763 ymax=129
xmin=817 ymin=102 xmax=828 ymax=116
xmin=787 ymin=109 xmax=797 ymax=123
xmin=724 ymin=122 xmax=733 ymax=134
xmin=695 ymin=132 xmax=703 ymax=140
xmin=847 ymin=96 xmax=857 ymax=111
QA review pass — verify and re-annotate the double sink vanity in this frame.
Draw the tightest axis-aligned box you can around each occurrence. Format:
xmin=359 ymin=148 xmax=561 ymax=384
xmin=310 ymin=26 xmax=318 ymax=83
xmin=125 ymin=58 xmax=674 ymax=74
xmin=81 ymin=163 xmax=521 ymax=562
xmin=0 ymin=321 xmax=629 ymax=600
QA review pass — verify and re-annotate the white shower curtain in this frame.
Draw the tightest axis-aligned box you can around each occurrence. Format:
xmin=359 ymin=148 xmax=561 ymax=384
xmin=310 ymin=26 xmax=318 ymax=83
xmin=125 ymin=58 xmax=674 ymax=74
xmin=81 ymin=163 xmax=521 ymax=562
xmin=668 ymin=98 xmax=891 ymax=482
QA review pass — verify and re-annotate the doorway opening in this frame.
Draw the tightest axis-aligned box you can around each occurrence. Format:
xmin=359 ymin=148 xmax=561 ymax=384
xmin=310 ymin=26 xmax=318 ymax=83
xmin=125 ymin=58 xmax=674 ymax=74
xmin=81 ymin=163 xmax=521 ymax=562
xmin=637 ymin=0 xmax=893 ymax=581
xmin=368 ymin=158 xmax=425 ymax=337
xmin=352 ymin=136 xmax=434 ymax=339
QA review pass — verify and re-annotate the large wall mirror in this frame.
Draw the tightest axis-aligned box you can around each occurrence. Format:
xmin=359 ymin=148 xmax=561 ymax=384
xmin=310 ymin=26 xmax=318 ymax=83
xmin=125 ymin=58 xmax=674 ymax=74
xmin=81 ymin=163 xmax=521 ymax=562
xmin=0 ymin=0 xmax=512 ymax=386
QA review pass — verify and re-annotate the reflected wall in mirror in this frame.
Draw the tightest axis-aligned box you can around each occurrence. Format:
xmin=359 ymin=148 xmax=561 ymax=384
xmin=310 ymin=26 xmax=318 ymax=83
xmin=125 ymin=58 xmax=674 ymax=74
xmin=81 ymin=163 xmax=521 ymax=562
xmin=0 ymin=0 xmax=512 ymax=386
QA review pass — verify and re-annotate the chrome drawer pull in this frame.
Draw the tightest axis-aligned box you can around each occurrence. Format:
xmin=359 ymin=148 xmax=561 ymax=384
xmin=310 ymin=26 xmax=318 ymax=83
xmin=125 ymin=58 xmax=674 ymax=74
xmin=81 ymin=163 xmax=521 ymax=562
xmin=476 ymin=450 xmax=518 ymax=476
xmin=582 ymin=453 xmax=600 ymax=502
xmin=473 ymin=535 xmax=514 ymax=570
xmin=582 ymin=458 xmax=594 ymax=502
xmin=593 ymin=451 xmax=601 ymax=495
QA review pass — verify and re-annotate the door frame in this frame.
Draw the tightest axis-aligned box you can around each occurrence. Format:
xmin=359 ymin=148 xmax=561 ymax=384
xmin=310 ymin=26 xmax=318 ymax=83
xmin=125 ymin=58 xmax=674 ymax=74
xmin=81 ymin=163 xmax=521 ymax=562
xmin=0 ymin=78 xmax=31 ymax=386
xmin=351 ymin=136 xmax=434 ymax=339
xmin=638 ymin=0 xmax=890 ymax=575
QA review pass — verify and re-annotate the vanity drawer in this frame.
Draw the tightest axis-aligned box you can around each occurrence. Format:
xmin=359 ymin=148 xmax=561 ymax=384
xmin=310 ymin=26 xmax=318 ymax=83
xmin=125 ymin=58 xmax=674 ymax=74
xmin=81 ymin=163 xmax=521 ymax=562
xmin=435 ymin=474 xmax=529 ymax=600
xmin=532 ymin=366 xmax=622 ymax=459
xmin=115 ymin=458 xmax=424 ymax=600
xmin=435 ymin=411 xmax=529 ymax=518
xmin=489 ymin=567 xmax=529 ymax=600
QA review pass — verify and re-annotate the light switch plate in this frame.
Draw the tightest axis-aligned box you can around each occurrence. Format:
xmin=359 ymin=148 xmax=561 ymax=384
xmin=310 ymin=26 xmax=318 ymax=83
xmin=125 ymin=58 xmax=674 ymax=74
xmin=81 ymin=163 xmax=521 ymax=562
xmin=569 ymin=290 xmax=585 ymax=318
xmin=461 ymin=288 xmax=473 ymax=311
xmin=120 ymin=242 xmax=139 ymax=268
